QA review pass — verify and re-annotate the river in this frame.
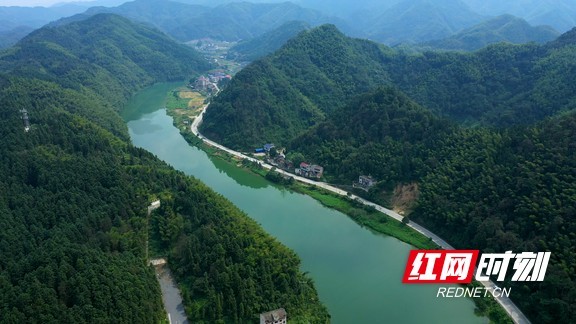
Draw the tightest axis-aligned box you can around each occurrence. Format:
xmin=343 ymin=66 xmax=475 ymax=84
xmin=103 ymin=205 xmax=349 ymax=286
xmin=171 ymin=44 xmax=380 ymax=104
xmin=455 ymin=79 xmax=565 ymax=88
xmin=122 ymin=83 xmax=487 ymax=324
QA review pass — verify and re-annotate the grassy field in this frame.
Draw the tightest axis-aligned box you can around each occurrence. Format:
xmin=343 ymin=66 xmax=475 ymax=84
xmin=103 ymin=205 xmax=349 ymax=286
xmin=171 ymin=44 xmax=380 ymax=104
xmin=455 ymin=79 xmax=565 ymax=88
xmin=165 ymin=87 xmax=206 ymax=129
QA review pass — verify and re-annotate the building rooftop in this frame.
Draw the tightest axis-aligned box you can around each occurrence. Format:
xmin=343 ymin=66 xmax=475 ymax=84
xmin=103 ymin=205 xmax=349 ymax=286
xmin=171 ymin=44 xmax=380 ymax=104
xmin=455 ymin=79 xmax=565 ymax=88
xmin=260 ymin=308 xmax=287 ymax=324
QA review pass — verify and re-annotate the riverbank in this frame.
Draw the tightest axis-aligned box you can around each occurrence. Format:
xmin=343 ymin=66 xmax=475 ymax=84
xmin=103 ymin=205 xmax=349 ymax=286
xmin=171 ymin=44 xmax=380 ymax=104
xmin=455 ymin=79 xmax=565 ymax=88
xmin=176 ymin=125 xmax=512 ymax=323
xmin=126 ymin=85 xmax=497 ymax=323
xmin=163 ymin=89 xmax=521 ymax=323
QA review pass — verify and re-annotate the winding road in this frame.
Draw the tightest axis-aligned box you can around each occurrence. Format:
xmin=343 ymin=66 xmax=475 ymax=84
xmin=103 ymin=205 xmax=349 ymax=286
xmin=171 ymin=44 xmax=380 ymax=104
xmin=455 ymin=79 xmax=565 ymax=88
xmin=190 ymin=103 xmax=530 ymax=324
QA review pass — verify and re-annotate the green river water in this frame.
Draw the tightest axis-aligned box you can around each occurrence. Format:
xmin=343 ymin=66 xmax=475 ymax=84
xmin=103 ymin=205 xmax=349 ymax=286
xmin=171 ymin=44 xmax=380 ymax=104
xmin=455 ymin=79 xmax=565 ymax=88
xmin=122 ymin=83 xmax=488 ymax=324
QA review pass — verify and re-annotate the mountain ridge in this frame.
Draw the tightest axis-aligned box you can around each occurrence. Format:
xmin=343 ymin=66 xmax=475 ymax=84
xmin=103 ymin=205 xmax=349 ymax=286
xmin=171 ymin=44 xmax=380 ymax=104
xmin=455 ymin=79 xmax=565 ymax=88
xmin=52 ymin=0 xmax=348 ymax=41
xmin=1 ymin=13 xmax=210 ymax=111
xmin=202 ymin=24 xmax=576 ymax=149
xmin=420 ymin=14 xmax=559 ymax=51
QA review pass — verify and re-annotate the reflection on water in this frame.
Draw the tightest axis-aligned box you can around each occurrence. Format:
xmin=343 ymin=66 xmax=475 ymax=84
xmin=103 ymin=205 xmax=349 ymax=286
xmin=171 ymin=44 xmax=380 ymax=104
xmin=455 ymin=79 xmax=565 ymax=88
xmin=123 ymin=84 xmax=488 ymax=324
xmin=206 ymin=153 xmax=270 ymax=190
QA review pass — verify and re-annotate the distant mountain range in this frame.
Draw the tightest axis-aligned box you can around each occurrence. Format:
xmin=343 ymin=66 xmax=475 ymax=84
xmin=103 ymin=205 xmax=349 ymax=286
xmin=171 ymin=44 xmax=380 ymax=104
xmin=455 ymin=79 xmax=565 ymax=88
xmin=462 ymin=0 xmax=576 ymax=32
xmin=53 ymin=0 xmax=348 ymax=42
xmin=228 ymin=20 xmax=310 ymax=62
xmin=0 ymin=0 xmax=124 ymax=48
xmin=0 ymin=4 xmax=86 ymax=30
xmin=2 ymin=0 xmax=573 ymax=50
xmin=359 ymin=0 xmax=486 ymax=44
xmin=420 ymin=14 xmax=560 ymax=51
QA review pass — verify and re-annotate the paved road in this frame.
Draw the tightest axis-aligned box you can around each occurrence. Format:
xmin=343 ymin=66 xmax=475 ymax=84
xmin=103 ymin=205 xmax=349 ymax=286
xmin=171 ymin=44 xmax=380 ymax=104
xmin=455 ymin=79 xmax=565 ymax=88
xmin=154 ymin=263 xmax=188 ymax=324
xmin=191 ymin=104 xmax=530 ymax=324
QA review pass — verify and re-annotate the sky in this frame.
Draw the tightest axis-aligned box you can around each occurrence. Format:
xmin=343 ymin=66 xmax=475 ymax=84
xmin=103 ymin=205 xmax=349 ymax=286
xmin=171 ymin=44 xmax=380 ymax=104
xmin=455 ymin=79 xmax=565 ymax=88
xmin=0 ymin=0 xmax=101 ymax=7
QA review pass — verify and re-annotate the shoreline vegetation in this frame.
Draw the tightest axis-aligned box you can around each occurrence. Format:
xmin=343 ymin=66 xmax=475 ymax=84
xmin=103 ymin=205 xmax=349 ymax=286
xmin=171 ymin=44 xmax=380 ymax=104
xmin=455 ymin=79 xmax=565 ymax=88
xmin=137 ymin=85 xmax=330 ymax=323
xmin=164 ymin=89 xmax=512 ymax=323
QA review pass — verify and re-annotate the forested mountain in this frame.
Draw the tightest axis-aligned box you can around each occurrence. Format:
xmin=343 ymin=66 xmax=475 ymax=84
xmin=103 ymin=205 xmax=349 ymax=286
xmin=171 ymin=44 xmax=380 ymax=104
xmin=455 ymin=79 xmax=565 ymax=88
xmin=0 ymin=1 xmax=129 ymax=48
xmin=53 ymin=0 xmax=211 ymax=40
xmin=201 ymin=25 xmax=392 ymax=149
xmin=0 ymin=13 xmax=328 ymax=323
xmin=0 ymin=4 xmax=91 ymax=49
xmin=1 ymin=13 xmax=210 ymax=116
xmin=462 ymin=0 xmax=576 ymax=32
xmin=289 ymin=87 xmax=576 ymax=323
xmin=290 ymin=87 xmax=453 ymax=184
xmin=202 ymin=24 xmax=576 ymax=148
xmin=361 ymin=0 xmax=485 ymax=44
xmin=202 ymin=24 xmax=576 ymax=322
xmin=421 ymin=14 xmax=559 ymax=51
xmin=229 ymin=20 xmax=310 ymax=62
xmin=293 ymin=0 xmax=401 ymax=17
xmin=56 ymin=0 xmax=347 ymax=41
xmin=0 ymin=4 xmax=88 ymax=31
xmin=0 ymin=26 xmax=34 ymax=49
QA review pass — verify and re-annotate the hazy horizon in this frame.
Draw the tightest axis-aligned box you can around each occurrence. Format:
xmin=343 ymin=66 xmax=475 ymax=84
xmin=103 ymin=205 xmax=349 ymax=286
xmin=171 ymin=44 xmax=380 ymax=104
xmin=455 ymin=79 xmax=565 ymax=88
xmin=0 ymin=0 xmax=120 ymax=7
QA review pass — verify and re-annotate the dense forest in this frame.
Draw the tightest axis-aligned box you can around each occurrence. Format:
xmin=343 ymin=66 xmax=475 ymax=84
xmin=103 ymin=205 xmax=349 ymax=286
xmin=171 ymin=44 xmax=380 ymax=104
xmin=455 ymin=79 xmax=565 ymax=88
xmin=0 ymin=13 xmax=210 ymax=111
xmin=418 ymin=14 xmax=559 ymax=51
xmin=0 ymin=14 xmax=328 ymax=323
xmin=202 ymin=24 xmax=576 ymax=149
xmin=202 ymin=25 xmax=576 ymax=322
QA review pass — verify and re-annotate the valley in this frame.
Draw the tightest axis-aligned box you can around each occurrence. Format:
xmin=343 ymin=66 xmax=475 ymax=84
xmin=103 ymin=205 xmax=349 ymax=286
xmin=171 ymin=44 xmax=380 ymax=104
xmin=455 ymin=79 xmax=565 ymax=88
xmin=123 ymin=83 xmax=489 ymax=323
xmin=1 ymin=0 xmax=575 ymax=323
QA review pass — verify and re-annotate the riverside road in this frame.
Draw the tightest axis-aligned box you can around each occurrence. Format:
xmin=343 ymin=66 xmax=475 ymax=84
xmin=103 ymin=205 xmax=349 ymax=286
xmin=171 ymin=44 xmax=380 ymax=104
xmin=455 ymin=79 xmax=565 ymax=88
xmin=191 ymin=103 xmax=530 ymax=324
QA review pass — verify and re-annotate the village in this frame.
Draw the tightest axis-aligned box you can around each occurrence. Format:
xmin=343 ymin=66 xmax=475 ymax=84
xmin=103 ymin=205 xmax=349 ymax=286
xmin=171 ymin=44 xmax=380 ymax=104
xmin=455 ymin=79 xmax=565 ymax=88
xmin=190 ymin=72 xmax=231 ymax=94
xmin=252 ymin=143 xmax=324 ymax=180
xmin=253 ymin=143 xmax=378 ymax=190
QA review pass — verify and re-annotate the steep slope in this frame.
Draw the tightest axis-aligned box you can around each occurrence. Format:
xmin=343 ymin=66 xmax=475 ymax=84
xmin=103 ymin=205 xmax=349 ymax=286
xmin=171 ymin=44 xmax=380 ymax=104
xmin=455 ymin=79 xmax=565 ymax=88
xmin=229 ymin=20 xmax=310 ymax=62
xmin=421 ymin=14 xmax=560 ymax=51
xmin=365 ymin=0 xmax=485 ymax=44
xmin=290 ymin=87 xmax=453 ymax=183
xmin=202 ymin=25 xmax=576 ymax=149
xmin=0 ymin=13 xmax=329 ymax=323
xmin=290 ymin=87 xmax=576 ymax=323
xmin=0 ymin=13 xmax=210 ymax=112
xmin=200 ymin=25 xmax=392 ymax=149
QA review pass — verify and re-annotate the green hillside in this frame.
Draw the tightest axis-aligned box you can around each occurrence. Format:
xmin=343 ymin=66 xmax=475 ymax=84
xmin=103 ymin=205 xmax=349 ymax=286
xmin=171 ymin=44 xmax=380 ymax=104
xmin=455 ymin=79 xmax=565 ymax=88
xmin=0 ymin=13 xmax=328 ymax=323
xmin=202 ymin=24 xmax=576 ymax=323
xmin=201 ymin=24 xmax=392 ymax=149
xmin=1 ymin=13 xmax=210 ymax=113
xmin=202 ymin=24 xmax=576 ymax=148
xmin=291 ymin=86 xmax=576 ymax=323
xmin=290 ymin=87 xmax=452 ymax=184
